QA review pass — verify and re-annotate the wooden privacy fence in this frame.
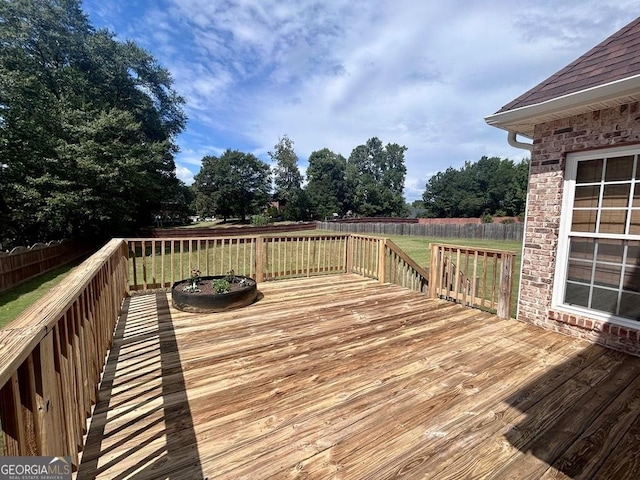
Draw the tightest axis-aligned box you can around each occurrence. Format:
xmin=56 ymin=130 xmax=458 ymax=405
xmin=0 ymin=240 xmax=93 ymax=293
xmin=317 ymin=220 xmax=524 ymax=241
xmin=138 ymin=221 xmax=317 ymax=238
xmin=429 ymin=243 xmax=515 ymax=318
xmin=0 ymin=239 xmax=128 ymax=469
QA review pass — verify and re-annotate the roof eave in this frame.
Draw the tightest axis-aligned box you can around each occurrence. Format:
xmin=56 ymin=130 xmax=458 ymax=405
xmin=484 ymin=74 xmax=640 ymax=138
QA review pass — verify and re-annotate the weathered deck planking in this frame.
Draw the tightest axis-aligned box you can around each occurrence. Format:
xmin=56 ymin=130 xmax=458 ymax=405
xmin=78 ymin=274 xmax=640 ymax=479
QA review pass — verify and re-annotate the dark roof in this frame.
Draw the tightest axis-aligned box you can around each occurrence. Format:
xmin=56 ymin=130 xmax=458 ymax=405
xmin=497 ymin=16 xmax=640 ymax=113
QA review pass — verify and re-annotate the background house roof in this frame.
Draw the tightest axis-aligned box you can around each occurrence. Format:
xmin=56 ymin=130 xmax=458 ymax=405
xmin=486 ymin=16 xmax=640 ymax=137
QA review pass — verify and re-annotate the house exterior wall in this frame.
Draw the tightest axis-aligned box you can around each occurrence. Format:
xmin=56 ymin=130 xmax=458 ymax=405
xmin=521 ymin=101 xmax=640 ymax=355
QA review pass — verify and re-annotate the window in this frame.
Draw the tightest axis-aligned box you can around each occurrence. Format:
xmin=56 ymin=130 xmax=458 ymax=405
xmin=554 ymin=146 xmax=640 ymax=324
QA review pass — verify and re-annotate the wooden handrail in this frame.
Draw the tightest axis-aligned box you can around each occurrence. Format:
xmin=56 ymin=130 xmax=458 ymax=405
xmin=383 ymin=240 xmax=429 ymax=292
xmin=429 ymin=243 xmax=515 ymax=318
xmin=0 ymin=239 xmax=128 ymax=465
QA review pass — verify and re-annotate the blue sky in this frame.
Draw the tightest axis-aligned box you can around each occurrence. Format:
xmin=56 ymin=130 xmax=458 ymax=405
xmin=81 ymin=0 xmax=637 ymax=201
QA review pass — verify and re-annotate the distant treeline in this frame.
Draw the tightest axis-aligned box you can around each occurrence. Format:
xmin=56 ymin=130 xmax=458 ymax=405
xmin=419 ymin=157 xmax=529 ymax=219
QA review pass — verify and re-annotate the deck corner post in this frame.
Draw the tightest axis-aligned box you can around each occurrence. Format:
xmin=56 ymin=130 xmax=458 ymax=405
xmin=255 ymin=236 xmax=264 ymax=283
xmin=345 ymin=235 xmax=353 ymax=274
xmin=497 ymin=253 xmax=514 ymax=319
xmin=123 ymin=240 xmax=130 ymax=295
xmin=377 ymin=238 xmax=386 ymax=283
xmin=428 ymin=243 xmax=439 ymax=298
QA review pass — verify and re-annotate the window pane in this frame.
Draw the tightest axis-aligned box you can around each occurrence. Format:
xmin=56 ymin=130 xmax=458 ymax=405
xmin=576 ymin=159 xmax=603 ymax=183
xmin=627 ymin=241 xmax=640 ymax=266
xmin=630 ymin=210 xmax=640 ymax=235
xmin=591 ymin=287 xmax=618 ymax=315
xmin=605 ymin=156 xmax=634 ymax=182
xmin=634 ymin=184 xmax=640 ymax=207
xmin=619 ymin=292 xmax=640 ymax=320
xmin=569 ymin=238 xmax=595 ymax=260
xmin=599 ymin=210 xmax=627 ymax=234
xmin=572 ymin=210 xmax=597 ymax=232
xmin=623 ymin=269 xmax=640 ymax=293
xmin=568 ymin=260 xmax=592 ymax=283
xmin=602 ymin=184 xmax=630 ymax=207
xmin=565 ymin=283 xmax=589 ymax=307
xmin=593 ymin=263 xmax=621 ymax=288
xmin=574 ymin=185 xmax=600 ymax=208
xmin=596 ymin=239 xmax=624 ymax=263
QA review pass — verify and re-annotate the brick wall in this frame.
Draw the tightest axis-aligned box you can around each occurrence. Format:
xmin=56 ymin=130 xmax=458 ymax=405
xmin=521 ymin=101 xmax=640 ymax=355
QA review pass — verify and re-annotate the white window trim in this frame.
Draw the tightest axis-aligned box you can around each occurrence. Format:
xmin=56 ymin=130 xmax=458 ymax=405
xmin=552 ymin=144 xmax=640 ymax=330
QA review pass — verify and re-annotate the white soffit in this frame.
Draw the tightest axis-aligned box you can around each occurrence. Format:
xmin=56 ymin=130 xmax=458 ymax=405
xmin=485 ymin=74 xmax=640 ymax=138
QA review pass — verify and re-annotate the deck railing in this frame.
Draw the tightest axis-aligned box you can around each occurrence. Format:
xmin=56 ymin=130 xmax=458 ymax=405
xmin=1 ymin=233 xmax=516 ymax=460
xmin=127 ymin=234 xmax=393 ymax=290
xmin=382 ymin=239 xmax=430 ymax=293
xmin=428 ymin=243 xmax=515 ymax=318
xmin=0 ymin=239 xmax=128 ymax=468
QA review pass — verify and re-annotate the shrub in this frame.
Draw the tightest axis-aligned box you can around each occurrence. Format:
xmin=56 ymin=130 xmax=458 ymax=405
xmin=251 ymin=214 xmax=270 ymax=226
xmin=501 ymin=218 xmax=515 ymax=224
xmin=480 ymin=213 xmax=493 ymax=223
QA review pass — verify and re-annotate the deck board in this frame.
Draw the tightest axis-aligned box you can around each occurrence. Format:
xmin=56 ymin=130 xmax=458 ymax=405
xmin=78 ymin=274 xmax=640 ymax=479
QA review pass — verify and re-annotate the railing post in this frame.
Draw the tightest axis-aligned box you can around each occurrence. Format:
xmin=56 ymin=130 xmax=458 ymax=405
xmin=255 ymin=236 xmax=264 ymax=283
xmin=124 ymin=240 xmax=131 ymax=295
xmin=345 ymin=235 xmax=353 ymax=274
xmin=378 ymin=238 xmax=386 ymax=283
xmin=497 ymin=253 xmax=514 ymax=319
xmin=428 ymin=244 xmax=439 ymax=298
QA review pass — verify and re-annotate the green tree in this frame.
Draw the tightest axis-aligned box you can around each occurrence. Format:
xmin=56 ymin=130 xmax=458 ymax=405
xmin=0 ymin=0 xmax=186 ymax=246
xmin=269 ymin=135 xmax=306 ymax=220
xmin=422 ymin=157 xmax=530 ymax=218
xmin=305 ymin=148 xmax=347 ymax=220
xmin=346 ymin=137 xmax=407 ymax=217
xmin=193 ymin=150 xmax=270 ymax=222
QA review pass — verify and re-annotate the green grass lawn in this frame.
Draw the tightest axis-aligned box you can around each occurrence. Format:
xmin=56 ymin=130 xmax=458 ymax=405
xmin=0 ymin=262 xmax=82 ymax=329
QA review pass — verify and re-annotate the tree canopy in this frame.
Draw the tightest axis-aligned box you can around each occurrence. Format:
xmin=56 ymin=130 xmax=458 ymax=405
xmin=422 ymin=156 xmax=529 ymax=218
xmin=305 ymin=148 xmax=347 ymax=220
xmin=346 ymin=137 xmax=408 ymax=217
xmin=269 ymin=135 xmax=307 ymax=220
xmin=193 ymin=150 xmax=270 ymax=221
xmin=0 ymin=0 xmax=186 ymax=247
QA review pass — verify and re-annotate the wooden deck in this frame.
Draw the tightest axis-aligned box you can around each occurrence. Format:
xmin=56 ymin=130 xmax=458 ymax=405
xmin=77 ymin=274 xmax=640 ymax=480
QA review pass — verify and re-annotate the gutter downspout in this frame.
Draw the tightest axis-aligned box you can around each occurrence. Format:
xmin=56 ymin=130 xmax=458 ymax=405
xmin=507 ymin=131 xmax=533 ymax=152
xmin=507 ymin=130 xmax=532 ymax=321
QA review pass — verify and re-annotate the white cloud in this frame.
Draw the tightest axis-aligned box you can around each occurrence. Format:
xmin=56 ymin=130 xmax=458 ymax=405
xmin=82 ymin=0 xmax=638 ymax=201
xmin=175 ymin=165 xmax=195 ymax=185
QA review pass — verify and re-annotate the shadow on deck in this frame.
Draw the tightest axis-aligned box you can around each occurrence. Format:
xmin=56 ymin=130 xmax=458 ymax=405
xmin=79 ymin=294 xmax=205 ymax=479
xmin=77 ymin=274 xmax=640 ymax=479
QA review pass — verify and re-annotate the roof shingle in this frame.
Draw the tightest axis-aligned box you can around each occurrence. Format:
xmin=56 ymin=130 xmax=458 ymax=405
xmin=497 ymin=16 xmax=640 ymax=113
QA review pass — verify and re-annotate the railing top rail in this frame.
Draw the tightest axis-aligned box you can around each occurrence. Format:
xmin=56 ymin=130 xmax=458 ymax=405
xmin=124 ymin=233 xmax=354 ymax=242
xmin=430 ymin=243 xmax=516 ymax=257
xmin=0 ymin=238 xmax=126 ymax=389
xmin=348 ymin=233 xmax=384 ymax=240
